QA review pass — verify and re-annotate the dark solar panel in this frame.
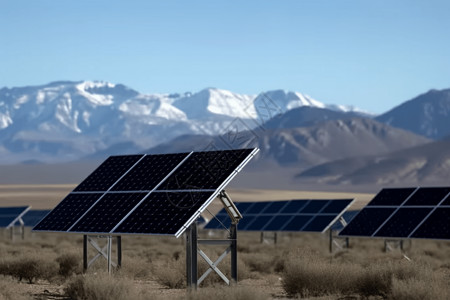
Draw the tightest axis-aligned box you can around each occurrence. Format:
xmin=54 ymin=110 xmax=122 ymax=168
xmin=442 ymin=196 xmax=450 ymax=206
xmin=283 ymin=215 xmax=313 ymax=231
xmin=156 ymin=149 xmax=254 ymax=190
xmin=246 ymin=202 xmax=271 ymax=214
xmin=204 ymin=199 xmax=354 ymax=233
xmin=330 ymin=210 xmax=359 ymax=231
xmin=374 ymin=208 xmax=433 ymax=237
xmin=0 ymin=206 xmax=30 ymax=228
xmin=111 ymin=153 xmax=188 ymax=191
xmin=33 ymin=149 xmax=258 ymax=237
xmin=322 ymin=199 xmax=353 ymax=214
xmin=235 ymin=202 xmax=256 ymax=214
xmin=280 ymin=200 xmax=309 ymax=214
xmin=411 ymin=208 xmax=450 ymax=240
xmin=263 ymin=201 xmax=289 ymax=214
xmin=339 ymin=208 xmax=396 ymax=237
xmin=403 ymin=187 xmax=450 ymax=206
xmin=303 ymin=215 xmax=338 ymax=232
xmin=34 ymin=193 xmax=103 ymax=231
xmin=22 ymin=210 xmax=51 ymax=227
xmin=340 ymin=187 xmax=450 ymax=240
xmin=113 ymin=191 xmax=214 ymax=235
xmin=367 ymin=188 xmax=416 ymax=206
xmin=74 ymin=155 xmax=143 ymax=192
xmin=70 ymin=193 xmax=148 ymax=233
xmin=300 ymin=200 xmax=329 ymax=214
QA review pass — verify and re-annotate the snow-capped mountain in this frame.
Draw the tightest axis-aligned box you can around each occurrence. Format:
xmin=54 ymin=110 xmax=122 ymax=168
xmin=0 ymin=81 xmax=368 ymax=164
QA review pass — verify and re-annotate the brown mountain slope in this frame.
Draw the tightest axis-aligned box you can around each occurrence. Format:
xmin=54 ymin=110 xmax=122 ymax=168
xmin=297 ymin=137 xmax=450 ymax=185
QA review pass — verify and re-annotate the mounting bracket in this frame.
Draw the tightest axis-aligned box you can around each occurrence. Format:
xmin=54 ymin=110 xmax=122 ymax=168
xmin=83 ymin=235 xmax=122 ymax=274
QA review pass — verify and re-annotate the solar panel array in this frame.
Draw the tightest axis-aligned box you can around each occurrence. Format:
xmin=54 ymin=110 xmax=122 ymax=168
xmin=33 ymin=149 xmax=258 ymax=237
xmin=0 ymin=206 xmax=30 ymax=228
xmin=21 ymin=210 xmax=52 ymax=227
xmin=339 ymin=187 xmax=450 ymax=240
xmin=204 ymin=199 xmax=354 ymax=233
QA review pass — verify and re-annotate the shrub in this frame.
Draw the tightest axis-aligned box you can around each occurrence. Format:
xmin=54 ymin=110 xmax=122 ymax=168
xmin=64 ymin=273 xmax=141 ymax=300
xmin=56 ymin=253 xmax=81 ymax=278
xmin=0 ymin=256 xmax=58 ymax=284
xmin=390 ymin=277 xmax=450 ymax=300
xmin=152 ymin=258 xmax=186 ymax=289
xmin=0 ymin=277 xmax=32 ymax=300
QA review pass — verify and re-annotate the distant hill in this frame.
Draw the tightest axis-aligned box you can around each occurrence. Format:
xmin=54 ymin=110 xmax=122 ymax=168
xmin=376 ymin=88 xmax=450 ymax=139
xmin=297 ymin=137 xmax=450 ymax=185
xmin=146 ymin=117 xmax=430 ymax=169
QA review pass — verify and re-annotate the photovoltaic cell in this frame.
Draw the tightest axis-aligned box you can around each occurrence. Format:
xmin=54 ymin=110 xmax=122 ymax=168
xmin=34 ymin=193 xmax=103 ymax=231
xmin=111 ymin=153 xmax=188 ymax=191
xmin=280 ymin=200 xmax=309 ymax=214
xmin=70 ymin=193 xmax=148 ymax=233
xmin=367 ymin=188 xmax=416 ymax=206
xmin=411 ymin=208 xmax=450 ymax=240
xmin=156 ymin=149 xmax=254 ymax=190
xmin=22 ymin=210 xmax=51 ymax=227
xmin=303 ymin=215 xmax=338 ymax=232
xmin=300 ymin=200 xmax=329 ymax=213
xmin=374 ymin=208 xmax=432 ymax=237
xmin=74 ymin=155 xmax=143 ymax=192
xmin=403 ymin=187 xmax=450 ymax=206
xmin=339 ymin=186 xmax=450 ymax=240
xmin=204 ymin=199 xmax=354 ymax=232
xmin=338 ymin=208 xmax=396 ymax=237
xmin=113 ymin=191 xmax=214 ymax=235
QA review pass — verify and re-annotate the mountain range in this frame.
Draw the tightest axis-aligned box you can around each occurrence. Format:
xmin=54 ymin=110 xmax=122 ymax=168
xmin=1 ymin=81 xmax=450 ymax=188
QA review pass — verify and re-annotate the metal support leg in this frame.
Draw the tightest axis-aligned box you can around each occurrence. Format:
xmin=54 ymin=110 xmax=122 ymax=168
xmin=10 ymin=227 xmax=13 ymax=241
xmin=117 ymin=236 xmax=122 ymax=268
xmin=83 ymin=235 xmax=88 ymax=272
xmin=107 ymin=236 xmax=112 ymax=274
xmin=186 ymin=223 xmax=198 ymax=290
xmin=21 ymin=224 xmax=25 ymax=240
xmin=230 ymin=223 xmax=237 ymax=283
xmin=260 ymin=232 xmax=264 ymax=243
xmin=329 ymin=229 xmax=333 ymax=253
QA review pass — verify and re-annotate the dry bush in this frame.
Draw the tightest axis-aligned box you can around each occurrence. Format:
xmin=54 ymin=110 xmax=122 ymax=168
xmin=390 ymin=277 xmax=450 ymax=300
xmin=152 ymin=257 xmax=186 ymax=289
xmin=118 ymin=255 xmax=152 ymax=279
xmin=241 ymin=251 xmax=285 ymax=274
xmin=0 ymin=277 xmax=32 ymax=300
xmin=0 ymin=255 xmax=58 ymax=283
xmin=56 ymin=253 xmax=81 ymax=278
xmin=181 ymin=285 xmax=271 ymax=300
xmin=64 ymin=273 xmax=142 ymax=300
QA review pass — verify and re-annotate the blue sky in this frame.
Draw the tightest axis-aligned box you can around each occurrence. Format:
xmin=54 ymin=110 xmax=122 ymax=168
xmin=1 ymin=0 xmax=449 ymax=113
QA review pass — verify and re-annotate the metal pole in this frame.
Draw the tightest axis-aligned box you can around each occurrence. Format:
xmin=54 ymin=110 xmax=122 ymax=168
xmin=83 ymin=235 xmax=88 ymax=272
xmin=274 ymin=232 xmax=278 ymax=245
xmin=191 ymin=223 xmax=198 ymax=289
xmin=21 ymin=224 xmax=25 ymax=240
xmin=186 ymin=225 xmax=192 ymax=288
xmin=117 ymin=236 xmax=122 ymax=268
xmin=107 ymin=236 xmax=112 ymax=274
xmin=186 ymin=223 xmax=198 ymax=289
xmin=329 ymin=229 xmax=333 ymax=253
xmin=230 ymin=223 xmax=238 ymax=283
xmin=10 ymin=227 xmax=14 ymax=241
xmin=260 ymin=231 xmax=263 ymax=243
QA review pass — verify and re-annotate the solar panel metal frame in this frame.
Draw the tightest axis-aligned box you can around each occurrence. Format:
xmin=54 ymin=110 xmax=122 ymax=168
xmin=338 ymin=187 xmax=450 ymax=240
xmin=33 ymin=148 xmax=259 ymax=238
xmin=0 ymin=206 xmax=31 ymax=228
xmin=204 ymin=198 xmax=355 ymax=233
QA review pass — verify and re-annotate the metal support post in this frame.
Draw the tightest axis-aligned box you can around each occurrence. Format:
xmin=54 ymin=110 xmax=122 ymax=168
xmin=230 ymin=223 xmax=237 ymax=283
xmin=117 ymin=236 xmax=122 ymax=268
xmin=83 ymin=235 xmax=88 ymax=271
xmin=10 ymin=227 xmax=14 ymax=241
xmin=107 ymin=236 xmax=112 ymax=274
xmin=186 ymin=222 xmax=198 ymax=290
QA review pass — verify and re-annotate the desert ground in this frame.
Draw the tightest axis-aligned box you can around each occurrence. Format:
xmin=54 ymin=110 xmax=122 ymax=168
xmin=1 ymin=185 xmax=449 ymax=300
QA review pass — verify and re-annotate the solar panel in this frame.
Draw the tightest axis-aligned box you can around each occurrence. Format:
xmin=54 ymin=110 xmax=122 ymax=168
xmin=33 ymin=148 xmax=258 ymax=237
xmin=339 ymin=187 xmax=450 ymax=240
xmin=204 ymin=199 xmax=354 ymax=233
xmin=21 ymin=210 xmax=51 ymax=227
xmin=156 ymin=149 xmax=254 ymax=190
xmin=0 ymin=206 xmax=30 ymax=228
xmin=330 ymin=210 xmax=359 ymax=231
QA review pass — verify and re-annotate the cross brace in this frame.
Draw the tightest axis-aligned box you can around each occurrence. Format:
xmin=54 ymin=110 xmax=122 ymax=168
xmin=83 ymin=235 xmax=122 ymax=274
